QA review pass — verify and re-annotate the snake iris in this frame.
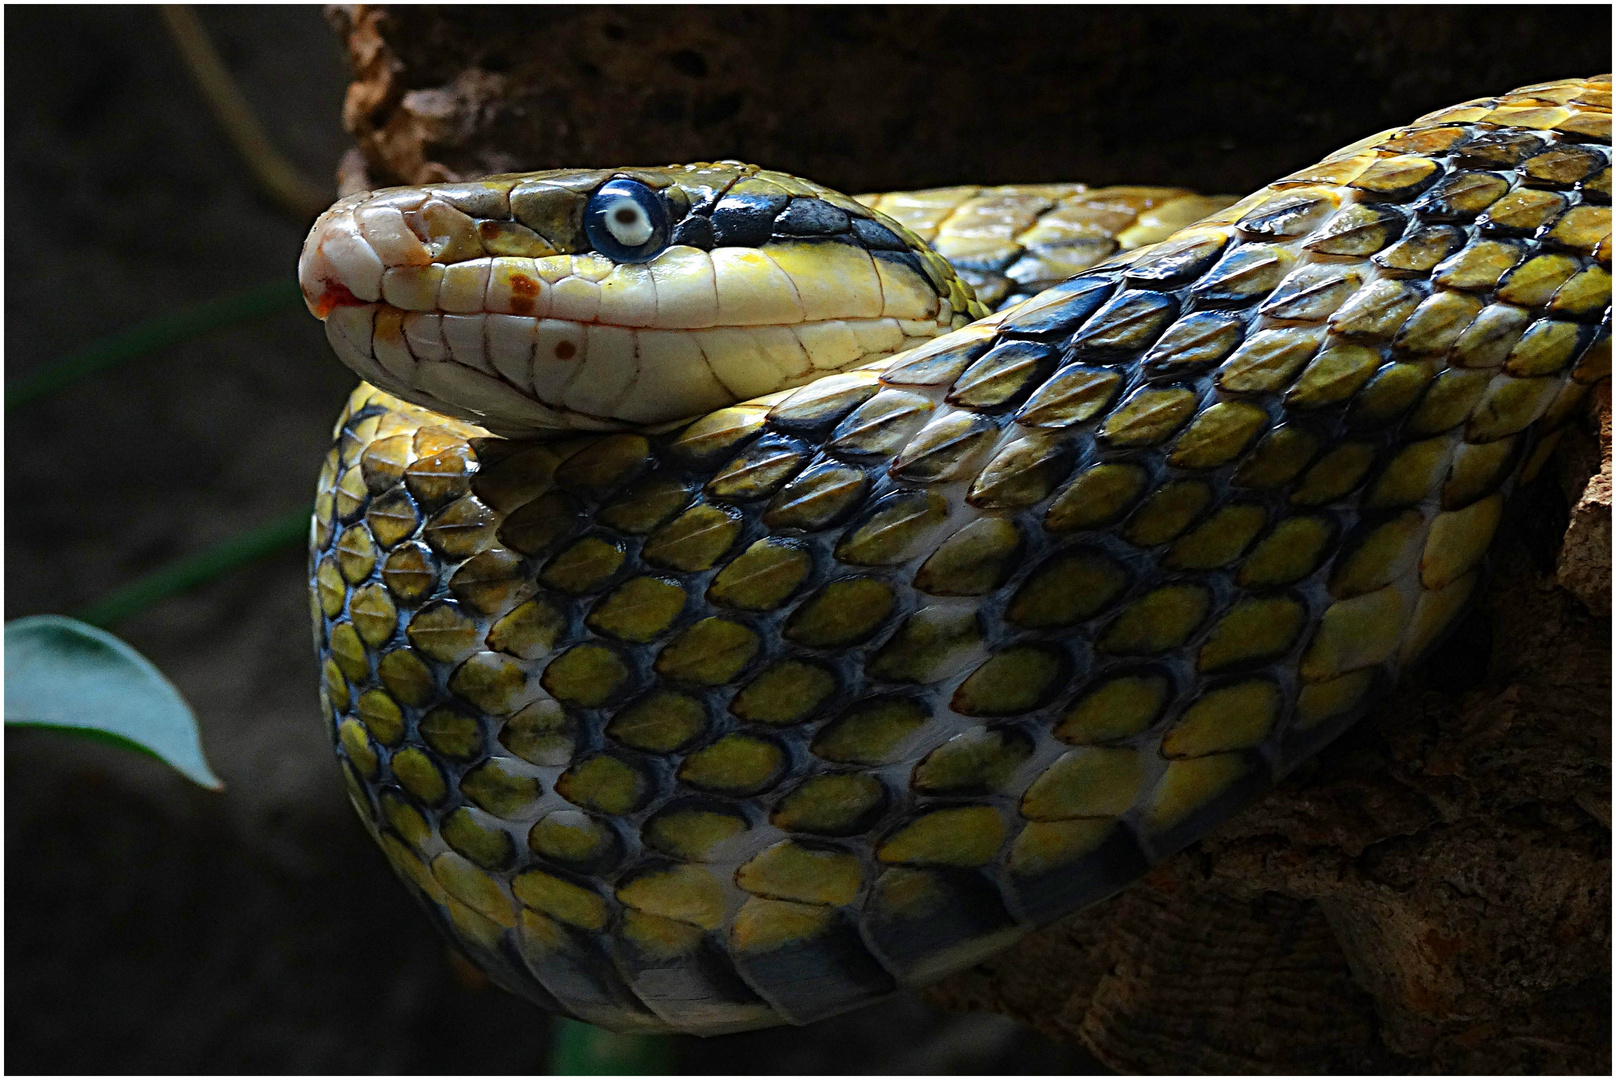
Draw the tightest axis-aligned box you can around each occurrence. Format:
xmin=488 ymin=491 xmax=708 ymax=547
xmin=301 ymin=78 xmax=1611 ymax=1035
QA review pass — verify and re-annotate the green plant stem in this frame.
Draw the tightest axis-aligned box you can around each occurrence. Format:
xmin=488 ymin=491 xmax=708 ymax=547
xmin=547 ymin=1017 xmax=674 ymax=1075
xmin=5 ymin=279 xmax=304 ymax=413
xmin=158 ymin=4 xmax=331 ymax=221
xmin=74 ymin=507 xmax=310 ymax=629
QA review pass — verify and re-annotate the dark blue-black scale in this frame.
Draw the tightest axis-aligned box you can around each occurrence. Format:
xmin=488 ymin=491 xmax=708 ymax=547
xmin=669 ymin=214 xmax=715 ymax=250
xmin=950 ymin=249 xmax=1025 ymax=274
xmin=774 ymin=197 xmax=852 ymax=237
xmin=1125 ymin=236 xmax=1232 ymax=288
xmin=946 ymin=339 xmax=1062 ymax=411
xmin=865 ymin=866 xmax=1020 ymax=980
xmin=996 ymin=275 xmax=1115 ymax=339
xmin=1069 ymin=290 xmax=1181 ymax=358
xmin=850 ymin=216 xmax=909 ymax=251
xmin=738 ymin=912 xmax=899 ymax=1025
xmin=710 ymin=192 xmax=789 ymax=247
xmin=1235 ymin=194 xmax=1334 ymax=239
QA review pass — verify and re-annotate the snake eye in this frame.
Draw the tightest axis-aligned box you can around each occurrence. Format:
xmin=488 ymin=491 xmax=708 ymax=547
xmin=585 ymin=178 xmax=670 ymax=262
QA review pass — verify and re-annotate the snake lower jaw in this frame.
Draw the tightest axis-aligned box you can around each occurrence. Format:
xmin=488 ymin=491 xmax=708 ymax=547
xmin=320 ymin=297 xmax=964 ymax=436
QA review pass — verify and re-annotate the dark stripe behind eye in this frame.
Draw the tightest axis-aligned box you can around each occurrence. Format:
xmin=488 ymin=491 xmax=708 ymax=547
xmin=671 ymin=215 xmax=715 ymax=250
xmin=774 ymin=198 xmax=852 ymax=237
xmin=712 ymin=193 xmax=789 ymax=246
xmin=851 ymin=217 xmax=908 ymax=251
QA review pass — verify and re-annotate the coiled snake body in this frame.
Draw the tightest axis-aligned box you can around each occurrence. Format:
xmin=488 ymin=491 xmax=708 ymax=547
xmin=302 ymin=78 xmax=1611 ymax=1035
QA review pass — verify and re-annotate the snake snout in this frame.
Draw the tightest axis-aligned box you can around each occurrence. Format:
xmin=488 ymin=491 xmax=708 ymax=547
xmin=297 ymin=196 xmax=382 ymax=320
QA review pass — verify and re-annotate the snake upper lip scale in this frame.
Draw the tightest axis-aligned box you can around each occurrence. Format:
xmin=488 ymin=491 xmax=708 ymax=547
xmin=303 ymin=77 xmax=1610 ymax=1035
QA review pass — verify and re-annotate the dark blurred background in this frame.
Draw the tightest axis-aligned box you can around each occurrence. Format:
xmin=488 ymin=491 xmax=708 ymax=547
xmin=5 ymin=6 xmax=1609 ymax=1073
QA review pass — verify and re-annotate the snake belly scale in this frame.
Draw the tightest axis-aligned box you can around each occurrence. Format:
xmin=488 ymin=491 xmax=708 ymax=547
xmin=302 ymin=78 xmax=1611 ymax=1035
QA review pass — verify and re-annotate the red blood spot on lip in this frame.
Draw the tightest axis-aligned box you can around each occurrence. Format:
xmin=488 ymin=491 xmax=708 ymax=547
xmin=313 ymin=281 xmax=362 ymax=318
xmin=554 ymin=340 xmax=577 ymax=360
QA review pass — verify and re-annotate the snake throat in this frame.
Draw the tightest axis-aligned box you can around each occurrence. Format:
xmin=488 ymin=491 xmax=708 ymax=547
xmin=307 ymin=78 xmax=1611 ymax=1035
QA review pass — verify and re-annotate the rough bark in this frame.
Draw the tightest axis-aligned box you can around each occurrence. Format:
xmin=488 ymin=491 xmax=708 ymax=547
xmin=320 ymin=8 xmax=1612 ymax=1071
xmin=1558 ymin=383 xmax=1612 ymax=617
xmin=322 ymin=5 xmax=1615 ymax=198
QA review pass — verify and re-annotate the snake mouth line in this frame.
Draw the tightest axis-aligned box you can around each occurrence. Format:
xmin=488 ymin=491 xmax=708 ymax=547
xmin=324 ymin=297 xmax=950 ymax=433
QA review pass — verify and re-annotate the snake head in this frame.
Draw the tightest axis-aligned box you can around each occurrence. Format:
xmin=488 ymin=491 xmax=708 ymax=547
xmin=298 ymin=163 xmax=984 ymax=435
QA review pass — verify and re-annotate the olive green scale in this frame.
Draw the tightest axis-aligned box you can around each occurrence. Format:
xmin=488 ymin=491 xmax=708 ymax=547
xmin=311 ymin=76 xmax=1611 ymax=1034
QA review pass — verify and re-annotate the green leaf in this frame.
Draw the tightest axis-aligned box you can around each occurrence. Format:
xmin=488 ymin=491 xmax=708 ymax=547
xmin=4 ymin=615 xmax=222 ymax=789
xmin=548 ymin=1017 xmax=674 ymax=1075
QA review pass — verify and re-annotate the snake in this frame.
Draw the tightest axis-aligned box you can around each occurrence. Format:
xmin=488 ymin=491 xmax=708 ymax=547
xmin=301 ymin=77 xmax=1611 ymax=1035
